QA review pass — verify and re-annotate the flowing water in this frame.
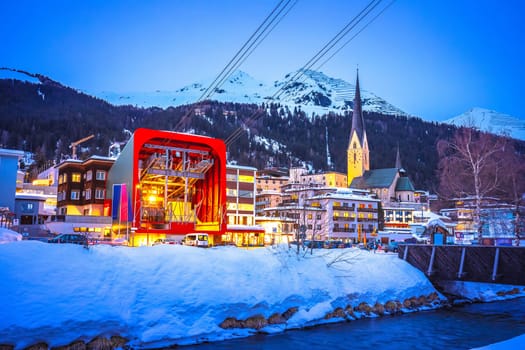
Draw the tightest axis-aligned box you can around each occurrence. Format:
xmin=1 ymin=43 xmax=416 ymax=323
xmin=183 ymin=297 xmax=525 ymax=349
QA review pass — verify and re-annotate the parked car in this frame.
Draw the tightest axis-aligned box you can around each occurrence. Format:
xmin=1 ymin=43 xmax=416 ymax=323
xmin=303 ymin=240 xmax=324 ymax=249
xmin=182 ymin=233 xmax=209 ymax=247
xmin=96 ymin=237 xmax=129 ymax=246
xmin=384 ymin=241 xmax=399 ymax=253
xmin=153 ymin=238 xmax=177 ymax=245
xmin=48 ymin=233 xmax=88 ymax=245
xmin=324 ymin=240 xmax=346 ymax=249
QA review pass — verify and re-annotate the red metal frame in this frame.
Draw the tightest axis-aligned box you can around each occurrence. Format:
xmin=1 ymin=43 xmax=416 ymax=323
xmin=131 ymin=128 xmax=227 ymax=236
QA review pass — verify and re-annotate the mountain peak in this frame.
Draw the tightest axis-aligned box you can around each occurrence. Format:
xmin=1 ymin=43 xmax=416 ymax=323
xmin=2 ymin=68 xmax=406 ymax=117
xmin=444 ymin=107 xmax=525 ymax=140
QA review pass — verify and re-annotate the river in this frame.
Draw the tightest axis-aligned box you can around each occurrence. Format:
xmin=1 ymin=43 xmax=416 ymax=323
xmin=182 ymin=297 xmax=525 ymax=349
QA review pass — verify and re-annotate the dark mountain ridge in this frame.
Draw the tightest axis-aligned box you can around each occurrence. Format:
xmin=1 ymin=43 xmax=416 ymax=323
xmin=2 ymin=75 xmax=523 ymax=191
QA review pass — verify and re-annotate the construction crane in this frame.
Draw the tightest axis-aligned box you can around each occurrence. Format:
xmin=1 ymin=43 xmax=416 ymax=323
xmin=70 ymin=134 xmax=94 ymax=160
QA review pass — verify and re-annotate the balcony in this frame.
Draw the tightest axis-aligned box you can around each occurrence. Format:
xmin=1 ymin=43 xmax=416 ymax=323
xmin=357 ymin=217 xmax=377 ymax=222
xmin=357 ymin=207 xmax=378 ymax=213
xmin=332 ymin=216 xmax=354 ymax=222
xmin=333 ymin=205 xmax=355 ymax=211
xmin=333 ymin=227 xmax=355 ymax=233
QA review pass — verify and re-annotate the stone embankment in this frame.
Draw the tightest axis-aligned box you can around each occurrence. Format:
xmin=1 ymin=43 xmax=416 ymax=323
xmin=7 ymin=288 xmax=524 ymax=350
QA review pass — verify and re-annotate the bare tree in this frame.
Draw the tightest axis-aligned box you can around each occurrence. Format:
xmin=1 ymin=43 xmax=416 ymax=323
xmin=437 ymin=127 xmax=507 ymax=240
xmin=499 ymin=149 xmax=525 ymax=245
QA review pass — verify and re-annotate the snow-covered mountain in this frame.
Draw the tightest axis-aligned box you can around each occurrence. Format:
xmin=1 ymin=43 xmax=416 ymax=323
xmin=95 ymin=69 xmax=408 ymax=116
xmin=444 ymin=107 xmax=525 ymax=141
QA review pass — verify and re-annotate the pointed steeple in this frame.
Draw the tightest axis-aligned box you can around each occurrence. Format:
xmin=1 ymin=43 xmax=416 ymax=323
xmin=351 ymin=69 xmax=365 ymax=143
xmin=347 ymin=68 xmax=370 ymax=187
xmin=395 ymin=143 xmax=402 ymax=169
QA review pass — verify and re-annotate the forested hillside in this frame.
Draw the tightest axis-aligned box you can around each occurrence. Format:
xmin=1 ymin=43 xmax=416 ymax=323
xmin=3 ymin=77 xmax=522 ymax=192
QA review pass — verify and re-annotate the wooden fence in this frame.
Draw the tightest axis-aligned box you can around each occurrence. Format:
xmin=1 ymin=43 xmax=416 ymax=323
xmin=398 ymin=244 xmax=525 ymax=285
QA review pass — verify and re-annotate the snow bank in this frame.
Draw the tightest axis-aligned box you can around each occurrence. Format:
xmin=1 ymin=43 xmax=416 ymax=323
xmin=439 ymin=280 xmax=525 ymax=303
xmin=473 ymin=333 xmax=525 ymax=350
xmin=0 ymin=228 xmax=22 ymax=244
xmin=0 ymin=242 xmax=444 ymax=349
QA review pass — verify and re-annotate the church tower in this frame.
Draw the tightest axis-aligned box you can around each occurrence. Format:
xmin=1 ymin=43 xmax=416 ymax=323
xmin=347 ymin=70 xmax=370 ymax=186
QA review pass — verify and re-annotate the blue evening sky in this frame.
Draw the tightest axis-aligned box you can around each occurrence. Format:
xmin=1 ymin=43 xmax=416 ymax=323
xmin=2 ymin=0 xmax=524 ymax=121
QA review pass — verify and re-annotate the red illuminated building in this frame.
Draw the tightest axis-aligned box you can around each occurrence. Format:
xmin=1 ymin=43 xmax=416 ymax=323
xmin=106 ymin=128 xmax=227 ymax=246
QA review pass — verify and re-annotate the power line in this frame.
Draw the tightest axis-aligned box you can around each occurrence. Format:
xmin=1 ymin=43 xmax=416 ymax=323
xmin=174 ymin=0 xmax=296 ymax=131
xmin=274 ymin=0 xmax=397 ymax=102
xmin=316 ymin=0 xmax=397 ymax=71
xmin=199 ymin=0 xmax=297 ymax=102
xmin=273 ymin=0 xmax=383 ymax=100
xmin=226 ymin=0 xmax=394 ymax=147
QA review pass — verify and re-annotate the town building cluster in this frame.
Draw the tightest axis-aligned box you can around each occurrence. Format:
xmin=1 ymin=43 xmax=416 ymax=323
xmin=0 ymin=73 xmax=519 ymax=247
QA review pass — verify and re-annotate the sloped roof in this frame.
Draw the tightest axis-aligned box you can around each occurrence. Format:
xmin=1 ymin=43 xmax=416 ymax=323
xmin=350 ymin=168 xmax=398 ymax=189
xmin=395 ymin=176 xmax=415 ymax=191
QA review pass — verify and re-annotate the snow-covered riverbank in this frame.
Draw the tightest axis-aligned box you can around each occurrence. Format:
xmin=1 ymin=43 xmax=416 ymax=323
xmin=0 ymin=229 xmax=523 ymax=349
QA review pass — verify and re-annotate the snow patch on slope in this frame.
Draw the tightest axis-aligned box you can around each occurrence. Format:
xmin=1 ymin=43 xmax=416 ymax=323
xmin=444 ymin=107 xmax=525 ymax=141
xmin=94 ymin=69 xmax=407 ymax=117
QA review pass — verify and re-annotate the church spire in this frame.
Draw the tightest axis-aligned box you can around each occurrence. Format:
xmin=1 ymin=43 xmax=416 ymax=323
xmin=395 ymin=143 xmax=402 ymax=169
xmin=347 ymin=68 xmax=370 ymax=187
xmin=350 ymin=68 xmax=365 ymax=143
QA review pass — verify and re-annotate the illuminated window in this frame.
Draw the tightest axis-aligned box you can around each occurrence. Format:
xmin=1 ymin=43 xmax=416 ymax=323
xmin=72 ymin=173 xmax=81 ymax=182
xmin=238 ymin=175 xmax=254 ymax=183
xmin=227 ymin=189 xmax=238 ymax=196
xmin=237 ymin=203 xmax=254 ymax=211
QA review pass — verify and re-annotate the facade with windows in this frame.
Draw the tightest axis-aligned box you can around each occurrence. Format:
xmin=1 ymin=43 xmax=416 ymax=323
xmin=56 ymin=156 xmax=115 ymax=216
xmin=260 ymin=184 xmax=379 ymax=243
xmin=439 ymin=197 xmax=522 ymax=245
xmin=310 ymin=189 xmax=380 ymax=241
xmin=289 ymin=167 xmax=347 ymax=188
xmin=256 ymin=168 xmax=289 ymax=193
xmin=255 ymin=191 xmax=282 ymax=215
xmin=224 ymin=164 xmax=264 ymax=246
